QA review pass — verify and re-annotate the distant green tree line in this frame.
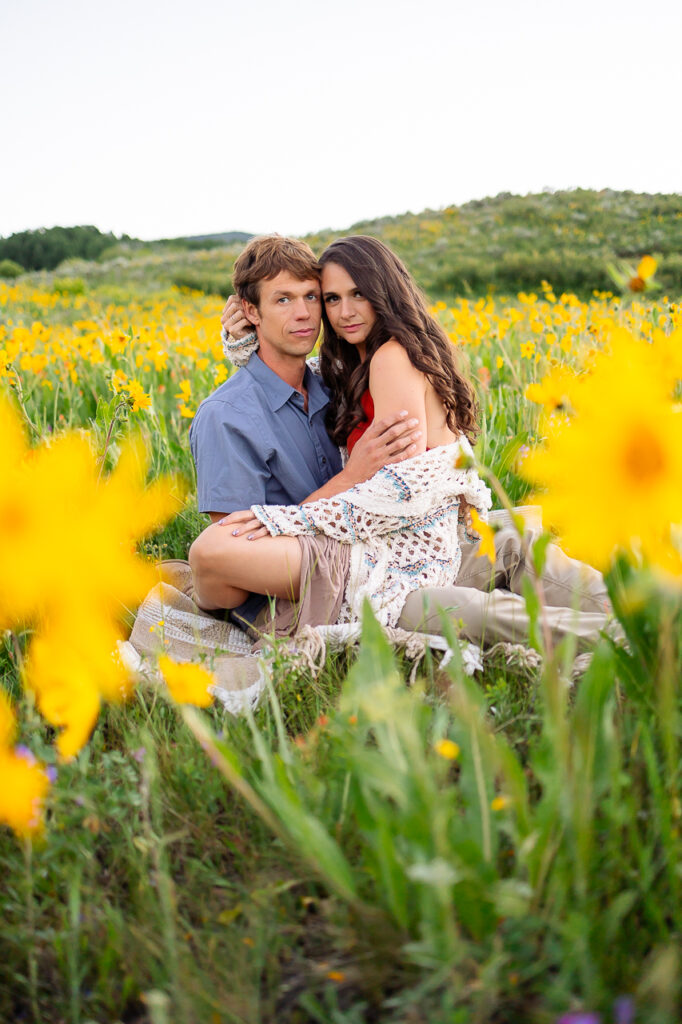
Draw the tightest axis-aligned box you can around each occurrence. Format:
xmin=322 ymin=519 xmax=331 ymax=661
xmin=0 ymin=226 xmax=128 ymax=272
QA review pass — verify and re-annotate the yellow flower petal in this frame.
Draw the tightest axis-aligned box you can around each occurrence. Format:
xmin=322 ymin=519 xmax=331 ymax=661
xmin=637 ymin=255 xmax=657 ymax=281
xmin=0 ymin=749 xmax=50 ymax=837
xmin=469 ymin=508 xmax=496 ymax=564
xmin=158 ymin=656 xmax=215 ymax=707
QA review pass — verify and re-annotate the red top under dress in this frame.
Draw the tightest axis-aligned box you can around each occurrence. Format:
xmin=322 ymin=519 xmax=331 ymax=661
xmin=346 ymin=391 xmax=375 ymax=454
xmin=346 ymin=391 xmax=431 ymax=454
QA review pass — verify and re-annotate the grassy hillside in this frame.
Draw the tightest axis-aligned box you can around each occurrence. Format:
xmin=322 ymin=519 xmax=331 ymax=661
xmin=9 ymin=189 xmax=682 ymax=299
xmin=307 ymin=188 xmax=682 ymax=297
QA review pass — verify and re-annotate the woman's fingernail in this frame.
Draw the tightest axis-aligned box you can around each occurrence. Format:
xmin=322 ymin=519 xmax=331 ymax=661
xmin=232 ymin=529 xmax=239 ymax=536
xmin=247 ymin=534 xmax=254 ymax=541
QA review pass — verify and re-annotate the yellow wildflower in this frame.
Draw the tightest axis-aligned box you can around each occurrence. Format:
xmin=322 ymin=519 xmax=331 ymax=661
xmin=523 ymin=334 xmax=682 ymax=570
xmin=0 ymin=399 xmax=179 ymax=758
xmin=126 ymin=379 xmax=152 ymax=412
xmin=491 ymin=795 xmax=511 ymax=812
xmin=525 ymin=365 xmax=576 ymax=413
xmin=158 ymin=656 xmax=215 ymax=707
xmin=110 ymin=369 xmax=128 ymax=394
xmin=434 ymin=738 xmax=460 ymax=760
xmin=470 ymin=508 xmax=496 ymax=563
xmin=520 ymin=341 xmax=535 ymax=359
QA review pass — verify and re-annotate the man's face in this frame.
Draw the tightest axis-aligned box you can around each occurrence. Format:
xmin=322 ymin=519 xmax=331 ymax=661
xmin=244 ymin=271 xmax=321 ymax=361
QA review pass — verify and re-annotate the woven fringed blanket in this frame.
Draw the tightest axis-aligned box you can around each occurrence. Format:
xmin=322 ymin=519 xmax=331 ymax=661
xmin=122 ymin=581 xmax=484 ymax=714
xmin=252 ymin=440 xmax=492 ymax=627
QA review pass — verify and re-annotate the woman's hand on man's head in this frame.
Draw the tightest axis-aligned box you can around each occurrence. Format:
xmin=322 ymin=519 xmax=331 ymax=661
xmin=221 ymin=295 xmax=253 ymax=340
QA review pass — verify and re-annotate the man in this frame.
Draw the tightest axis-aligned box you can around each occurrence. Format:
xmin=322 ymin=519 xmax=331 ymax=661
xmin=189 ymin=235 xmax=420 ymax=628
xmin=190 ymin=234 xmax=611 ymax=650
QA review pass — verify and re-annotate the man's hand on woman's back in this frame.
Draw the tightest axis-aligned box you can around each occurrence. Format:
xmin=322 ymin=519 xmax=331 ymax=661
xmin=343 ymin=411 xmax=421 ymax=486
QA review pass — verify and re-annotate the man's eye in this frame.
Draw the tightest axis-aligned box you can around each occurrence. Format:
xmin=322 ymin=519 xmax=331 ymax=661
xmin=277 ymin=296 xmax=289 ymax=303
xmin=306 ymin=293 xmax=319 ymax=302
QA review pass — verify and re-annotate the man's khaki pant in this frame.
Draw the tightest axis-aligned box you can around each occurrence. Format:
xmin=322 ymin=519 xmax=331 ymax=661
xmin=398 ymin=525 xmax=611 ymax=651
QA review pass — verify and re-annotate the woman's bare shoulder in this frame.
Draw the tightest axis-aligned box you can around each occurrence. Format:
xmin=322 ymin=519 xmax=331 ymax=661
xmin=369 ymin=339 xmax=419 ymax=375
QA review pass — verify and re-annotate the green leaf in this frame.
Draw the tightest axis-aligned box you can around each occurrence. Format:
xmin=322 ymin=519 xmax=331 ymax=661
xmin=521 ymin=576 xmax=543 ymax=653
xmin=531 ymin=531 xmax=552 ymax=577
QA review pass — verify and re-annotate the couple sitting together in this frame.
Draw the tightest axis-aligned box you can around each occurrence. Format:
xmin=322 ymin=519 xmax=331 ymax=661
xmin=187 ymin=234 xmax=610 ymax=652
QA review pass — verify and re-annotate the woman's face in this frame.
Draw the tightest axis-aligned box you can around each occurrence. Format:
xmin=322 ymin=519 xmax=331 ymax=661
xmin=321 ymin=262 xmax=377 ymax=359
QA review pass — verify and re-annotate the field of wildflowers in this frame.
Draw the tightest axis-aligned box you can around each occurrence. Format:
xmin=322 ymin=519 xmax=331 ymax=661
xmin=0 ymin=262 xmax=681 ymax=1023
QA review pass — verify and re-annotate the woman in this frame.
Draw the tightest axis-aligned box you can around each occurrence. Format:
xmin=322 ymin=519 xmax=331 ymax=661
xmin=189 ymin=236 xmax=492 ymax=634
xmin=317 ymin=236 xmax=478 ymax=457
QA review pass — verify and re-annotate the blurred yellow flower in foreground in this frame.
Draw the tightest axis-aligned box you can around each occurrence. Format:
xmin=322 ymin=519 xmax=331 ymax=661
xmin=0 ymin=403 xmax=179 ymax=629
xmin=0 ymin=691 xmax=14 ymax=748
xmin=524 ymin=331 xmax=682 ymax=571
xmin=0 ymin=748 xmax=50 ymax=837
xmin=525 ymin=365 xmax=576 ymax=413
xmin=0 ymin=397 xmax=180 ymax=759
xmin=0 ymin=692 xmax=49 ymax=837
xmin=637 ymin=255 xmax=657 ymax=281
xmin=158 ymin=656 xmax=215 ymax=707
xmin=27 ymin=614 xmax=133 ymax=760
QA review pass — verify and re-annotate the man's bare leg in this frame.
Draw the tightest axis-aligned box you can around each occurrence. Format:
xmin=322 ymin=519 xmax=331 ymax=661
xmin=188 ymin=525 xmax=303 ymax=611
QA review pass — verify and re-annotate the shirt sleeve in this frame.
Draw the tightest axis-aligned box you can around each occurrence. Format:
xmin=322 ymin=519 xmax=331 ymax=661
xmin=190 ymin=400 xmax=272 ymax=515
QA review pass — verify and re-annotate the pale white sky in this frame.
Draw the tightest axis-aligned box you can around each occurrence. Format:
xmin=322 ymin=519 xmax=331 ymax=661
xmin=2 ymin=0 xmax=681 ymax=240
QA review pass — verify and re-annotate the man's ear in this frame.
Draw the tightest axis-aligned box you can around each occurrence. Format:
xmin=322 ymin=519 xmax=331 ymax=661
xmin=243 ymin=299 xmax=260 ymax=327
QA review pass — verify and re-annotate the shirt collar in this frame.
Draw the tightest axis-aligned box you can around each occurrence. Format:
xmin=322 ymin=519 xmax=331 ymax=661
xmin=244 ymin=352 xmax=330 ymax=415
xmin=305 ymin=364 xmax=332 ymax=416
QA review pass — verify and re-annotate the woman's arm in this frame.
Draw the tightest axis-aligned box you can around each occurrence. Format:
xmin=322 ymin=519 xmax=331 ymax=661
xmin=368 ymin=340 xmax=428 ymax=456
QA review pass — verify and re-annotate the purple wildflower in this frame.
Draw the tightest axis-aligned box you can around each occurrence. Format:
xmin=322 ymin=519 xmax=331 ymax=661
xmin=613 ymin=997 xmax=635 ymax=1024
xmin=15 ymin=744 xmax=37 ymax=765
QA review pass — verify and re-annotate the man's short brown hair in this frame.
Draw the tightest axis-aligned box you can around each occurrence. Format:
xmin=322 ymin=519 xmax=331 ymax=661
xmin=233 ymin=234 xmax=320 ymax=306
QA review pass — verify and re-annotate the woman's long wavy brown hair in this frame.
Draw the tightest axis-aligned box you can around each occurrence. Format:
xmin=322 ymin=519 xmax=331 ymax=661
xmin=319 ymin=236 xmax=479 ymax=447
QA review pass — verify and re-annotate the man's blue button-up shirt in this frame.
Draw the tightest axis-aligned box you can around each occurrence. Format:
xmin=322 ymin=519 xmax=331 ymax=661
xmin=190 ymin=352 xmax=342 ymax=514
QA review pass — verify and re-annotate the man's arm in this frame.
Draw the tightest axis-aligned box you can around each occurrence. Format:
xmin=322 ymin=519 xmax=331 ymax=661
xmin=190 ymin=401 xmax=272 ymax=523
xmin=222 ymin=408 xmax=422 ymax=539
